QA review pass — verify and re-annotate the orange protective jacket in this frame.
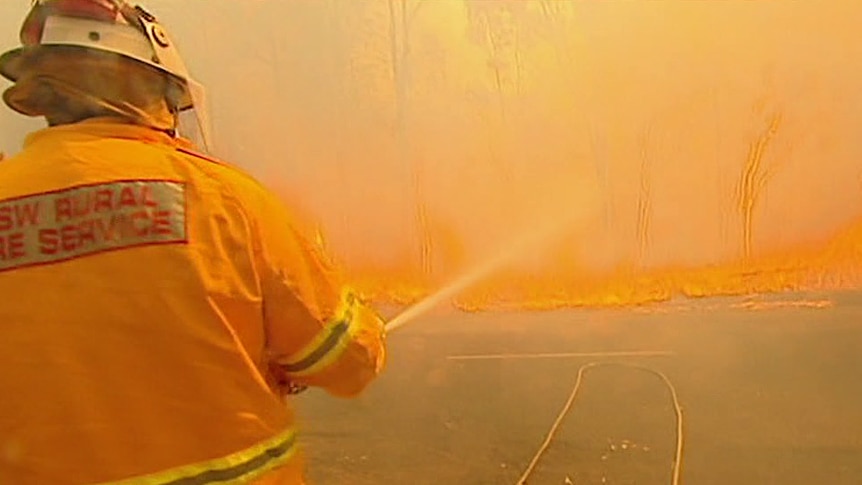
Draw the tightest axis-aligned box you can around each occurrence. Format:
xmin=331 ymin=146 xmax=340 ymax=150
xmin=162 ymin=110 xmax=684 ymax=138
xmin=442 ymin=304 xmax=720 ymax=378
xmin=0 ymin=119 xmax=386 ymax=484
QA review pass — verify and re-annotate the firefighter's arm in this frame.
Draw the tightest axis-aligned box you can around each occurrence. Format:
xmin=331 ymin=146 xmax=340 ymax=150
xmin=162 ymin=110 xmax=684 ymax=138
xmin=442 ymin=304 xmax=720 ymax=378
xmin=254 ymin=194 xmax=386 ymax=398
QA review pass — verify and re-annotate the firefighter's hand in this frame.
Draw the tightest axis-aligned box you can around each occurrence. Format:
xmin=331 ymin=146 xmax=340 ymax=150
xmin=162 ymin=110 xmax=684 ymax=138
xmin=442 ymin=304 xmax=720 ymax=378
xmin=285 ymin=381 xmax=308 ymax=395
xmin=268 ymin=361 xmax=309 ymax=396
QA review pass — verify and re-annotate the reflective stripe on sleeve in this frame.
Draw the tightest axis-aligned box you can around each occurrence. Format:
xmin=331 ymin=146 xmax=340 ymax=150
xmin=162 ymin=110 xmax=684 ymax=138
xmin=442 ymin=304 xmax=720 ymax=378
xmin=97 ymin=428 xmax=297 ymax=485
xmin=276 ymin=289 xmax=362 ymax=378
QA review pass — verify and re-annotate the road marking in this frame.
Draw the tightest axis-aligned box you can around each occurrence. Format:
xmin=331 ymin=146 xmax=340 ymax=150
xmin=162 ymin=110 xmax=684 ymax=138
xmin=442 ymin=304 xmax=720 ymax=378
xmin=446 ymin=350 xmax=675 ymax=361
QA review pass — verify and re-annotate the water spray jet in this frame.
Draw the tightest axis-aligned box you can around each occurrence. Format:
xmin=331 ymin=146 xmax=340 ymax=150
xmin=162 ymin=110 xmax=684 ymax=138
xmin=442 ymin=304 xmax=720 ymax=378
xmin=385 ymin=198 xmax=597 ymax=332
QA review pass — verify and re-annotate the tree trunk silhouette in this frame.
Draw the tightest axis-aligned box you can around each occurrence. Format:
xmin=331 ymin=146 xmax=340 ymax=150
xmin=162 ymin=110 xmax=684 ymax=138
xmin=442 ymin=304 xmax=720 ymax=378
xmin=636 ymin=123 xmax=654 ymax=269
xmin=388 ymin=0 xmax=432 ymax=279
xmin=738 ymin=111 xmax=782 ymax=261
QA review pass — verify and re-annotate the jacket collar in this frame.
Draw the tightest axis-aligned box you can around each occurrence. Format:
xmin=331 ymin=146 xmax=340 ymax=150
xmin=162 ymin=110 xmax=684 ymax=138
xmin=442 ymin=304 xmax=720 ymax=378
xmin=23 ymin=117 xmax=181 ymax=148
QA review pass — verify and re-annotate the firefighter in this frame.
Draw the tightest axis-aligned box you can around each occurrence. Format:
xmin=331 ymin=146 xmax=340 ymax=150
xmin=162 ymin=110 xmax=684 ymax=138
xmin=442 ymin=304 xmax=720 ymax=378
xmin=0 ymin=1 xmax=386 ymax=484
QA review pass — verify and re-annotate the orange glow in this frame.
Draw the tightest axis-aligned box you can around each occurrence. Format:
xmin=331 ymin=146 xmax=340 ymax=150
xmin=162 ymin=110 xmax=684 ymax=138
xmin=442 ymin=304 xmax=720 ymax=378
xmin=233 ymin=0 xmax=862 ymax=311
xmin=3 ymin=1 xmax=862 ymax=310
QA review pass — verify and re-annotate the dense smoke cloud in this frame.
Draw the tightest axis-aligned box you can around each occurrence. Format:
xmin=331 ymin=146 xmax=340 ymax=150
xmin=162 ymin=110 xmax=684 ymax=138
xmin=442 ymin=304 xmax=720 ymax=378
xmin=2 ymin=1 xmax=861 ymax=304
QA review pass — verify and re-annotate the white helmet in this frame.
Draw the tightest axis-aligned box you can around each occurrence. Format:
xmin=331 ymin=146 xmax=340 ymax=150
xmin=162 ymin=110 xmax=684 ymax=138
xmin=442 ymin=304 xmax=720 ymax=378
xmin=0 ymin=0 xmax=212 ymax=151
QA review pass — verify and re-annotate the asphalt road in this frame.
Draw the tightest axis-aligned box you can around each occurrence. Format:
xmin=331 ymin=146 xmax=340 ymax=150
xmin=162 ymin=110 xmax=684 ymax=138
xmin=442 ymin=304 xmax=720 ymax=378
xmin=293 ymin=291 xmax=862 ymax=484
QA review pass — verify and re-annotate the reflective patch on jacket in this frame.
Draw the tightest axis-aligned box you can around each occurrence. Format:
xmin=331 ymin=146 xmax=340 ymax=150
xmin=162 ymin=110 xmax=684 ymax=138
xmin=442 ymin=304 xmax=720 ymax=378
xmin=0 ymin=179 xmax=187 ymax=272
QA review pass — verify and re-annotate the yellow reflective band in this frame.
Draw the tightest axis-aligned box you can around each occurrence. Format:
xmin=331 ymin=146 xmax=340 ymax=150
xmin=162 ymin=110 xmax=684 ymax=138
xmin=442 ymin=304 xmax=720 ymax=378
xmin=96 ymin=428 xmax=298 ymax=485
xmin=279 ymin=318 xmax=362 ymax=378
xmin=278 ymin=289 xmax=361 ymax=377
